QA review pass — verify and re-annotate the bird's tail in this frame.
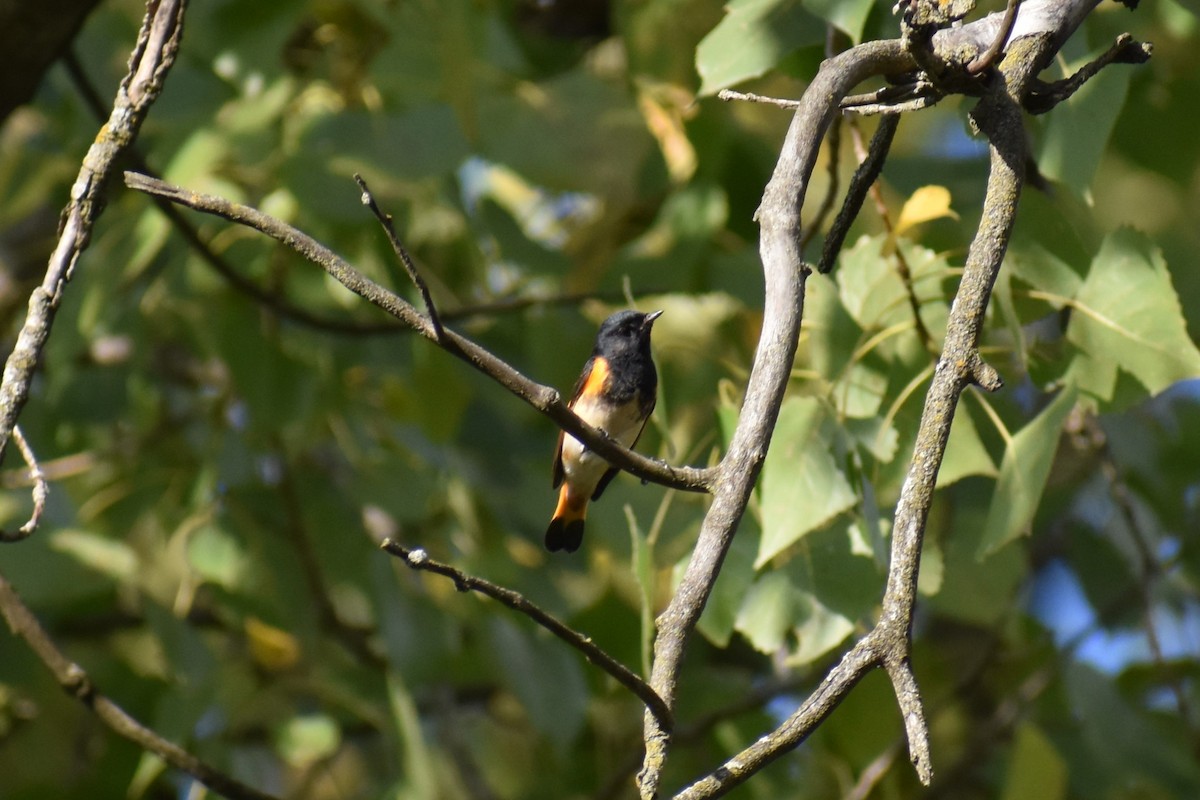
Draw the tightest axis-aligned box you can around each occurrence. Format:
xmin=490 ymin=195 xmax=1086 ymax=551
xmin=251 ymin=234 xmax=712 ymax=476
xmin=545 ymin=485 xmax=587 ymax=552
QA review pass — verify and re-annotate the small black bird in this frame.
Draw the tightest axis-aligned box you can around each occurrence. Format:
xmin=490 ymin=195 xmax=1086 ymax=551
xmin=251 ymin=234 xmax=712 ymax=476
xmin=545 ymin=309 xmax=662 ymax=553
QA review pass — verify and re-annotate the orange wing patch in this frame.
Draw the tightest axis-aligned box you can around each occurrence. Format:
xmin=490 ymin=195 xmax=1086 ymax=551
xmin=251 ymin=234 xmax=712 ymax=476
xmin=575 ymin=356 xmax=610 ymax=404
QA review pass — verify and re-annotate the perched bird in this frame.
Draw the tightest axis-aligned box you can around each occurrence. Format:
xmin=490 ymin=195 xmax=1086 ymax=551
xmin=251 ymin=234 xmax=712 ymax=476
xmin=546 ymin=309 xmax=662 ymax=553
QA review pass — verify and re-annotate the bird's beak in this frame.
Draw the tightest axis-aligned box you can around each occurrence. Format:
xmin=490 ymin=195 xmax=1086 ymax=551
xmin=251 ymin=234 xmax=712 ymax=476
xmin=644 ymin=310 xmax=664 ymax=326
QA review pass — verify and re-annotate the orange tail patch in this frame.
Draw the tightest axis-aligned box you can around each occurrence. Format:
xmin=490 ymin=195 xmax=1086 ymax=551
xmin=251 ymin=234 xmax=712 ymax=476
xmin=545 ymin=485 xmax=588 ymax=553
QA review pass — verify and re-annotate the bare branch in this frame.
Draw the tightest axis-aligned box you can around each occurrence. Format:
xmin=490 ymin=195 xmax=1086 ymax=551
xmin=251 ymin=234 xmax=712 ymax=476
xmin=0 ymin=427 xmax=48 ymax=542
xmin=122 ymin=171 xmax=715 ymax=496
xmin=716 ymin=89 xmax=800 ymax=110
xmin=638 ymin=39 xmax=918 ymax=799
xmin=0 ymin=568 xmax=279 ymax=800
xmin=380 ymin=539 xmax=673 ymax=731
xmin=818 ymin=114 xmax=899 ymax=275
xmin=0 ymin=0 xmax=187 ymax=483
xmin=1025 ymin=33 xmax=1152 ymax=114
xmin=354 ymin=173 xmax=444 ymax=340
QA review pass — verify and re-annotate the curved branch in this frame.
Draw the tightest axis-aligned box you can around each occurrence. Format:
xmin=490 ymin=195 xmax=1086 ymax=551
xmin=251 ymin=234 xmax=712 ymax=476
xmin=0 ymin=569 xmax=279 ymax=800
xmin=671 ymin=26 xmax=1078 ymax=800
xmin=0 ymin=427 xmax=48 ymax=542
xmin=637 ymin=39 xmax=918 ymax=799
xmin=122 ymin=172 xmax=714 ymax=495
xmin=381 ymin=540 xmax=673 ymax=730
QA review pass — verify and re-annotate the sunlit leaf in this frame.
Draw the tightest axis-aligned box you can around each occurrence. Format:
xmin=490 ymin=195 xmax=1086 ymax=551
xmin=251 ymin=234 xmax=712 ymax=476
xmin=693 ymin=527 xmax=757 ymax=648
xmin=695 ymin=0 xmax=824 ymax=96
xmin=50 ymin=530 xmax=138 ymax=583
xmin=895 ymin=185 xmax=958 ymax=236
xmin=758 ymin=397 xmax=858 ymax=567
xmin=276 ymin=713 xmax=342 ymax=769
xmin=937 ymin=399 xmax=997 ymax=487
xmin=802 ymin=0 xmax=874 ymax=42
xmin=245 ymin=617 xmax=301 ymax=672
xmin=734 ymin=570 xmax=800 ymax=652
xmin=1067 ymin=229 xmax=1200 ymax=401
xmin=187 ymin=524 xmax=246 ymax=588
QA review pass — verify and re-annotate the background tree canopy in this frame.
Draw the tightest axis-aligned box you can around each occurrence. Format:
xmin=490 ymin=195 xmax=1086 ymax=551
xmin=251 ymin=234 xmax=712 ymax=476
xmin=0 ymin=0 xmax=1198 ymax=798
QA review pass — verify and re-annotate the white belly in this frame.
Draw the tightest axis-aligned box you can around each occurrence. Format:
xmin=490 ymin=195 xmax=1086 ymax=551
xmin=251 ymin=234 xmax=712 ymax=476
xmin=561 ymin=393 xmax=646 ymax=491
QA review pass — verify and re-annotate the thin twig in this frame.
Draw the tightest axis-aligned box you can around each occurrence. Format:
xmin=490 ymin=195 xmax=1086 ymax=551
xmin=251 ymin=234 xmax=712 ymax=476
xmin=716 ymin=89 xmax=801 ymax=109
xmin=123 ymin=171 xmax=715 ymax=495
xmin=839 ymin=116 xmax=937 ymax=354
xmin=1024 ymin=33 xmax=1152 ymax=114
xmin=0 ymin=568 xmax=279 ymax=800
xmin=967 ymin=0 xmax=1022 ymax=75
xmin=819 ymin=114 xmax=899 ymax=275
xmin=0 ymin=426 xmax=49 ymax=542
xmin=354 ymin=173 xmax=444 ymax=340
xmin=1087 ymin=416 xmax=1194 ymax=726
xmin=379 ymin=539 xmax=674 ymax=731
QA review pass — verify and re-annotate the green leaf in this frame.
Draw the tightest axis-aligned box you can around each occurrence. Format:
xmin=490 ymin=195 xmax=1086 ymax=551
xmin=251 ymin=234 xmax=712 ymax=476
xmin=1001 ymin=724 xmax=1067 ymax=800
xmin=276 ymin=713 xmax=342 ymax=769
xmin=789 ymin=593 xmax=855 ymax=665
xmin=695 ymin=0 xmax=824 ymax=97
xmin=50 ymin=530 xmax=138 ymax=583
xmin=936 ymin=399 xmax=997 ymax=488
xmin=1065 ymin=663 xmax=1200 ymax=797
xmin=1037 ymin=45 xmax=1133 ymax=191
xmin=387 ymin=672 xmax=439 ymax=798
xmin=734 ymin=570 xmax=801 ymax=652
xmin=1067 ymin=229 xmax=1200 ymax=401
xmin=802 ymin=0 xmax=874 ymax=43
xmin=626 ymin=505 xmax=654 ymax=676
xmin=758 ymin=397 xmax=858 ymax=567
xmin=1006 ymin=242 xmax=1084 ymax=300
xmin=977 ymin=387 xmax=1077 ymax=559
xmin=187 ymin=524 xmax=246 ymax=589
xmin=488 ymin=618 xmax=588 ymax=746
xmin=694 ymin=527 xmax=758 ymax=648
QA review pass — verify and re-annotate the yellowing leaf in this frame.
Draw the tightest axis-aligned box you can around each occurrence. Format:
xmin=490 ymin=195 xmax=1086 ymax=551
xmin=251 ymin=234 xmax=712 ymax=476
xmin=895 ymin=185 xmax=958 ymax=236
xmin=245 ymin=617 xmax=301 ymax=672
xmin=638 ymin=87 xmax=697 ymax=184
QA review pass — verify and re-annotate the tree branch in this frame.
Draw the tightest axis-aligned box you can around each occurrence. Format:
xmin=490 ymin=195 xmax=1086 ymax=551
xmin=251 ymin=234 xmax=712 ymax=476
xmin=637 ymin=39 xmax=919 ymax=799
xmin=0 ymin=0 xmax=186 ymax=483
xmin=0 ymin=568 xmax=279 ymax=800
xmin=122 ymin=171 xmax=715 ymax=496
xmin=0 ymin=427 xmax=49 ymax=542
xmin=380 ymin=539 xmax=673 ymax=730
xmin=657 ymin=2 xmax=1144 ymax=795
xmin=354 ymin=173 xmax=444 ymax=340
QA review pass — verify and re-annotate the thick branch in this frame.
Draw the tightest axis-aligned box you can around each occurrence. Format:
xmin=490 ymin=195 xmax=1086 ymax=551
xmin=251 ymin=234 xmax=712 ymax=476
xmin=666 ymin=9 xmax=1128 ymax=795
xmin=381 ymin=540 xmax=673 ymax=730
xmin=122 ymin=172 xmax=714 ymax=496
xmin=637 ymin=39 xmax=918 ymax=799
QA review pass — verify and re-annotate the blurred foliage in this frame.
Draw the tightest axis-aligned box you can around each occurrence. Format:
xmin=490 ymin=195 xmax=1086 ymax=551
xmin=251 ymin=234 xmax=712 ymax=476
xmin=0 ymin=0 xmax=1199 ymax=798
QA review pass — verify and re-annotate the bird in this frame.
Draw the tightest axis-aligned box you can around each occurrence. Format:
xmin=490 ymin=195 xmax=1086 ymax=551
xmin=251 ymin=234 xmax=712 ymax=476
xmin=545 ymin=309 xmax=662 ymax=553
